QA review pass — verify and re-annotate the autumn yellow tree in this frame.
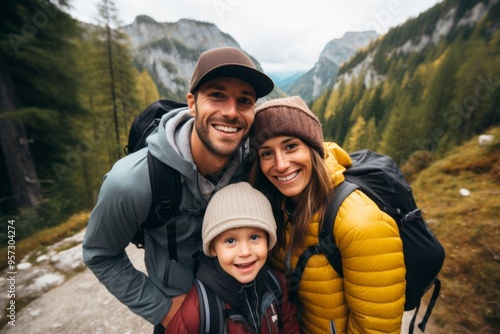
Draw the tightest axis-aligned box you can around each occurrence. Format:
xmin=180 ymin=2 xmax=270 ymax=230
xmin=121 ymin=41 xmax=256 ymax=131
xmin=343 ymin=116 xmax=366 ymax=152
xmin=136 ymin=70 xmax=160 ymax=109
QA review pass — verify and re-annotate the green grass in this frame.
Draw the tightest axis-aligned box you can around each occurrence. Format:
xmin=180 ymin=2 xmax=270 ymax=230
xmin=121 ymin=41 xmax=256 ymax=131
xmin=0 ymin=211 xmax=90 ymax=270
xmin=411 ymin=126 xmax=500 ymax=333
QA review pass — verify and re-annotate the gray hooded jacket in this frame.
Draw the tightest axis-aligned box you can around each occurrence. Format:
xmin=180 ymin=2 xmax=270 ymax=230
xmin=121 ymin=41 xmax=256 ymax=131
xmin=82 ymin=107 xmax=251 ymax=325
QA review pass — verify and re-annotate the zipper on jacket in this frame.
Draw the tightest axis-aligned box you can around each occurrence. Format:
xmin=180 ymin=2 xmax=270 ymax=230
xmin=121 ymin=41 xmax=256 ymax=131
xmin=241 ymin=283 xmax=260 ymax=332
xmin=229 ymin=286 xmax=280 ymax=333
xmin=330 ymin=320 xmax=338 ymax=334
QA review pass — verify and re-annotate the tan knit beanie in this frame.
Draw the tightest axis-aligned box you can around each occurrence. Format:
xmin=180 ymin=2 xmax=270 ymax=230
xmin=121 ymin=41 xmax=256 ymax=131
xmin=251 ymin=96 xmax=324 ymax=157
xmin=202 ymin=182 xmax=277 ymax=256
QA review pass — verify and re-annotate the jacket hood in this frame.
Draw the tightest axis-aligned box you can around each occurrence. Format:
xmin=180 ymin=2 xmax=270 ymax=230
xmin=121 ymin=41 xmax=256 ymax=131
xmin=146 ymin=107 xmax=251 ymax=184
xmin=146 ymin=107 xmax=196 ymax=179
xmin=323 ymin=142 xmax=352 ymax=187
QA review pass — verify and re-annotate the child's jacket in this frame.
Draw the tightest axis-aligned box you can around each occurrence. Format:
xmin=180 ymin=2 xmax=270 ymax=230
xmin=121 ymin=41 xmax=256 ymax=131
xmin=166 ymin=257 xmax=300 ymax=333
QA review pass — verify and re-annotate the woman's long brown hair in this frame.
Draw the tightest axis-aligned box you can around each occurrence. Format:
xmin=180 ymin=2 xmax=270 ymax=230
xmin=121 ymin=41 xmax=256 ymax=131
xmin=248 ymin=147 xmax=333 ymax=253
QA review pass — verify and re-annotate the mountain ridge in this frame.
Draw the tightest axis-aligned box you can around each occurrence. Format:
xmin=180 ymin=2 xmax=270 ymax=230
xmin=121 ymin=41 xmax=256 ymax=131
xmin=311 ymin=0 xmax=500 ymax=164
xmin=121 ymin=15 xmax=281 ymax=101
xmin=281 ymin=31 xmax=379 ymax=103
xmin=120 ymin=16 xmax=379 ymax=103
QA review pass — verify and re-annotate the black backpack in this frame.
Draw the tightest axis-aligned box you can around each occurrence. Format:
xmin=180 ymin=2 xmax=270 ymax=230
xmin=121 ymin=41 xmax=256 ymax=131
xmin=193 ymin=268 xmax=283 ymax=334
xmin=124 ymin=99 xmax=188 ymax=261
xmin=289 ymin=149 xmax=445 ymax=334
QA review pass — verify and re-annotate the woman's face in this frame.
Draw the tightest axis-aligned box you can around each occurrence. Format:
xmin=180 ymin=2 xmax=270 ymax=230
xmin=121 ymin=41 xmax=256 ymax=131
xmin=258 ymin=136 xmax=313 ymax=203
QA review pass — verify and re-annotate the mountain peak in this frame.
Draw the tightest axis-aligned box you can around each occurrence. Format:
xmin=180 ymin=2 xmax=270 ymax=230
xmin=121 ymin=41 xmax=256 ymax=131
xmin=134 ymin=15 xmax=158 ymax=25
xmin=280 ymin=30 xmax=379 ymax=101
xmin=121 ymin=18 xmax=251 ymax=100
xmin=320 ymin=31 xmax=379 ymax=65
xmin=341 ymin=30 xmax=378 ymax=40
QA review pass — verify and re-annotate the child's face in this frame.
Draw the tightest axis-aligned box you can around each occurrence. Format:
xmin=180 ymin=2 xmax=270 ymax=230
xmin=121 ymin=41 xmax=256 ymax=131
xmin=210 ymin=226 xmax=268 ymax=284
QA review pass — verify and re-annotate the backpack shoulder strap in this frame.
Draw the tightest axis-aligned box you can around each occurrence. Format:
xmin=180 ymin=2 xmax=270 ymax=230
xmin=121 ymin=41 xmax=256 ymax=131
xmin=265 ymin=269 xmax=284 ymax=329
xmin=194 ymin=279 xmax=226 ymax=334
xmin=143 ymin=151 xmax=182 ymax=261
xmin=291 ymin=180 xmax=358 ymax=286
xmin=265 ymin=269 xmax=282 ymax=298
xmin=319 ymin=180 xmax=359 ymax=277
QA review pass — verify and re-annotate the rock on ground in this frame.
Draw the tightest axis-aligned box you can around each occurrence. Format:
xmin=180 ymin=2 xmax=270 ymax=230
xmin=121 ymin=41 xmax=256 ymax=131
xmin=1 ymin=244 xmax=152 ymax=334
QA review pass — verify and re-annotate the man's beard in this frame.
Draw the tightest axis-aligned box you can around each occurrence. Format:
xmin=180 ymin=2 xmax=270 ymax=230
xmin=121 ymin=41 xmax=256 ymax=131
xmin=193 ymin=108 xmax=247 ymax=158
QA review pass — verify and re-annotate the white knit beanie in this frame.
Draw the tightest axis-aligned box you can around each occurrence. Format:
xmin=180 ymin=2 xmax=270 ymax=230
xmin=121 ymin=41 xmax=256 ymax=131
xmin=202 ymin=182 xmax=277 ymax=256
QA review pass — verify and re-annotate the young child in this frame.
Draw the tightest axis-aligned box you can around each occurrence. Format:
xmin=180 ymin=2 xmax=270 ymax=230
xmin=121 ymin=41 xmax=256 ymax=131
xmin=165 ymin=182 xmax=300 ymax=333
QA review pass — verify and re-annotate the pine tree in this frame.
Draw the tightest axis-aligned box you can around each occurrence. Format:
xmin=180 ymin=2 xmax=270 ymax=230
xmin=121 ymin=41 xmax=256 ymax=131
xmin=312 ymin=0 xmax=500 ymax=163
xmin=0 ymin=53 xmax=42 ymax=209
xmin=0 ymin=0 xmax=84 ymax=212
xmin=74 ymin=37 xmax=112 ymax=205
xmin=364 ymin=117 xmax=379 ymax=151
xmin=421 ymin=45 xmax=460 ymax=152
xmin=74 ymin=0 xmax=140 ymax=169
xmin=91 ymin=0 xmax=139 ymax=161
xmin=379 ymin=95 xmax=416 ymax=162
xmin=74 ymin=2 xmax=141 ymax=203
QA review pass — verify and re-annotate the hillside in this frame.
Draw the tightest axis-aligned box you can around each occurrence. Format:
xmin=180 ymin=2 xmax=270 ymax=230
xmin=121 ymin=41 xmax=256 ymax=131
xmin=312 ymin=0 xmax=500 ymax=164
xmin=409 ymin=126 xmax=500 ymax=333
xmin=282 ymin=31 xmax=378 ymax=103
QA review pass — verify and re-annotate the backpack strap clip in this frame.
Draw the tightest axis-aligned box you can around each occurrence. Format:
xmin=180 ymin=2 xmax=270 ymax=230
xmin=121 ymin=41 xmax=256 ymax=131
xmin=401 ymin=208 xmax=422 ymax=225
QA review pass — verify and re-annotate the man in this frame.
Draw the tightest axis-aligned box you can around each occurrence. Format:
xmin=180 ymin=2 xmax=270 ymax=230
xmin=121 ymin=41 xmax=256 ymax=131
xmin=82 ymin=47 xmax=274 ymax=333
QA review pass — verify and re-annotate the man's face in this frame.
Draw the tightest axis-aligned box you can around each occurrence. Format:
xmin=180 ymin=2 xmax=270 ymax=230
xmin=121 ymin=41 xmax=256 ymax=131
xmin=188 ymin=77 xmax=256 ymax=159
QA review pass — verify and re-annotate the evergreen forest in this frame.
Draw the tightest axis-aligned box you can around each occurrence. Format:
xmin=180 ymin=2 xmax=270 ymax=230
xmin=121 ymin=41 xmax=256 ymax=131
xmin=0 ymin=0 xmax=159 ymax=240
xmin=313 ymin=0 xmax=500 ymax=167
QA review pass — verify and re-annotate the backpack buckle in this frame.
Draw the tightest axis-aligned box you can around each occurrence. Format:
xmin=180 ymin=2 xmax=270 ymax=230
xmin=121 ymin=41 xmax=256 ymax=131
xmin=319 ymin=237 xmax=337 ymax=255
xmin=314 ymin=243 xmax=325 ymax=254
xmin=155 ymin=197 xmax=173 ymax=221
xmin=401 ymin=209 xmax=421 ymax=225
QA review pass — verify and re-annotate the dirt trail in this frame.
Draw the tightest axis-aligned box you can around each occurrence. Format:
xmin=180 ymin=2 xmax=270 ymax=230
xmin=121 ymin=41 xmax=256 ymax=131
xmin=1 ymin=245 xmax=151 ymax=334
xmin=1 ymin=243 xmax=435 ymax=334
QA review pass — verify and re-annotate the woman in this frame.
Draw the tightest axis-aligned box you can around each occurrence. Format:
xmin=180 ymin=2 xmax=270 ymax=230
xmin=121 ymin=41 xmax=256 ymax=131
xmin=248 ymin=96 xmax=406 ymax=334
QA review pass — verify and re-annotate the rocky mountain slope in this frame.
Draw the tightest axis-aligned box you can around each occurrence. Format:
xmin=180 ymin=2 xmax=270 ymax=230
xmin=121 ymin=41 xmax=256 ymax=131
xmin=120 ymin=16 xmax=377 ymax=103
xmin=121 ymin=16 xmax=281 ymax=101
xmin=281 ymin=31 xmax=379 ymax=103
xmin=334 ymin=0 xmax=494 ymax=90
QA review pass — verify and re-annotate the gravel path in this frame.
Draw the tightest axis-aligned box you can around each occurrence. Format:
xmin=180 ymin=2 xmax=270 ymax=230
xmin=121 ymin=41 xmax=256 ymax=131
xmin=1 ymin=245 xmax=152 ymax=334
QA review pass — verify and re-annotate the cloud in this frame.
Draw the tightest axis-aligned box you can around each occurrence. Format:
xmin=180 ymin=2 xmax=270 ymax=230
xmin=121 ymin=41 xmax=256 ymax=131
xmin=69 ymin=0 xmax=443 ymax=74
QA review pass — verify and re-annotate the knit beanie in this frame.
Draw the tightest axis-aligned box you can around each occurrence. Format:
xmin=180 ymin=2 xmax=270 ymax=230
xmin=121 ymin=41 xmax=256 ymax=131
xmin=251 ymin=96 xmax=324 ymax=157
xmin=202 ymin=182 xmax=277 ymax=256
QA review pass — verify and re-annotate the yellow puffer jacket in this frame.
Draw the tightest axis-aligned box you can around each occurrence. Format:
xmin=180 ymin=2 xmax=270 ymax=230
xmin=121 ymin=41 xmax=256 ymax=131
xmin=270 ymin=142 xmax=406 ymax=334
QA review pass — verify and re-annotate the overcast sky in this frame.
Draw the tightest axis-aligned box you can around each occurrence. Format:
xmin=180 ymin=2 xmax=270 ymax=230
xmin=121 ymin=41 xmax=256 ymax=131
xmin=68 ymin=0 xmax=443 ymax=76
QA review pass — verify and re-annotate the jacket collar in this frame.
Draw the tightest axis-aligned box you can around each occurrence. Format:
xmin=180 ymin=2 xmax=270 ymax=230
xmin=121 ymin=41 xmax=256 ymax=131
xmin=196 ymin=255 xmax=268 ymax=329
